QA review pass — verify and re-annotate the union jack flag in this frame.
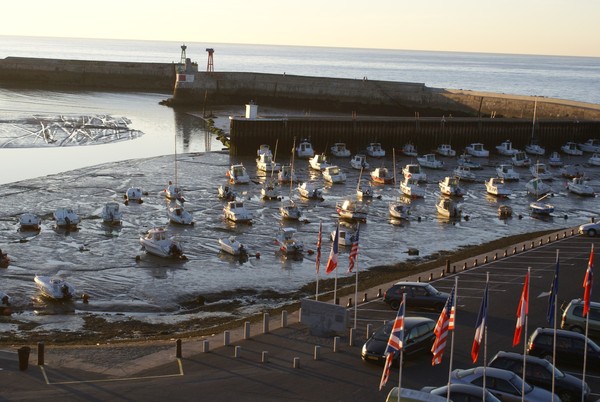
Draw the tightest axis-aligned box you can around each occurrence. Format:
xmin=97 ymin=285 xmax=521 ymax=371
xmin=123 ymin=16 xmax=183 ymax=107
xmin=379 ymin=294 xmax=405 ymax=390
xmin=583 ymin=244 xmax=594 ymax=317
xmin=431 ymin=285 xmax=455 ymax=365
xmin=315 ymin=221 xmax=322 ymax=274
xmin=347 ymin=225 xmax=360 ymax=273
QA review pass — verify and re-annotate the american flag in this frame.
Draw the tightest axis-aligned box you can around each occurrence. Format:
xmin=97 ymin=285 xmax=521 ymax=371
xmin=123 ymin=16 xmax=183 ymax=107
xmin=325 ymin=223 xmax=339 ymax=274
xmin=431 ymin=285 xmax=455 ymax=365
xmin=380 ymin=293 xmax=405 ymax=390
xmin=315 ymin=221 xmax=322 ymax=274
xmin=513 ymin=271 xmax=529 ymax=347
xmin=471 ymin=282 xmax=488 ymax=364
xmin=347 ymin=225 xmax=360 ymax=273
xmin=583 ymin=244 xmax=594 ymax=317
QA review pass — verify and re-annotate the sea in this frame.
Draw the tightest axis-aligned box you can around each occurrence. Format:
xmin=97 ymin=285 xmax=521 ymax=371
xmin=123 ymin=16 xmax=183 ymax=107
xmin=0 ymin=36 xmax=599 ymax=335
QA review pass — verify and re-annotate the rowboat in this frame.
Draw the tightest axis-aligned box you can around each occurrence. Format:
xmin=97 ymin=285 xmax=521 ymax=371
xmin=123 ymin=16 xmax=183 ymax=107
xmin=34 ymin=275 xmax=76 ymax=300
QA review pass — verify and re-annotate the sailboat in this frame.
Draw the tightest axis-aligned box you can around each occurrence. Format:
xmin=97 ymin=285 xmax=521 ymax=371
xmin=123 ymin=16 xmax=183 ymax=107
xmin=280 ymin=139 xmax=302 ymax=220
xmin=165 ymin=131 xmax=193 ymax=225
xmin=261 ymin=140 xmax=282 ymax=200
xmin=525 ymin=100 xmax=545 ymax=156
xmin=164 ymin=133 xmax=186 ymax=203
xmin=356 ymin=167 xmax=374 ymax=199
xmin=389 ymin=148 xmax=410 ymax=220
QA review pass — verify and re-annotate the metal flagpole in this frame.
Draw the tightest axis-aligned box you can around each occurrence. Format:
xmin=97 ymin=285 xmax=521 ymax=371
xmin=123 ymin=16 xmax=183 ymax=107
xmin=446 ymin=276 xmax=458 ymax=402
xmin=552 ymin=250 xmax=559 ymax=399
xmin=353 ymin=223 xmax=360 ymax=329
xmin=315 ymin=220 xmax=322 ymax=301
xmin=397 ymin=293 xmax=406 ymax=402
xmin=483 ymin=272 xmax=489 ymax=402
xmin=582 ymin=314 xmax=589 ymax=402
xmin=333 ymin=260 xmax=338 ymax=304
xmin=521 ymin=267 xmax=530 ymax=402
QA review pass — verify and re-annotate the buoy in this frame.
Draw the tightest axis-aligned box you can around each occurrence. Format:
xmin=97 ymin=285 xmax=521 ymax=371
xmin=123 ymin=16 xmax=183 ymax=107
xmin=255 ymin=252 xmax=261 ymax=259
xmin=82 ymin=293 xmax=90 ymax=304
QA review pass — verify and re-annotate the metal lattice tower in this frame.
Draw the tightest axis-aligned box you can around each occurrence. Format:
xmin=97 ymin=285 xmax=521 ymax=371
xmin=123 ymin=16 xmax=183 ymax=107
xmin=206 ymin=48 xmax=214 ymax=72
xmin=180 ymin=44 xmax=187 ymax=65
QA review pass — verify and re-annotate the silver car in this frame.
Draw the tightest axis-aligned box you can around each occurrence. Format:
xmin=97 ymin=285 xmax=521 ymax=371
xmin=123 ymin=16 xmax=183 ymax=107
xmin=579 ymin=221 xmax=600 ymax=236
xmin=451 ymin=366 xmax=560 ymax=402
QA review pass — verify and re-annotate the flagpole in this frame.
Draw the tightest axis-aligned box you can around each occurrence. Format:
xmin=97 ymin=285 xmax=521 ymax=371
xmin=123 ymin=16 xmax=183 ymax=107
xmin=483 ymin=272 xmax=489 ymax=401
xmin=316 ymin=220 xmax=322 ymax=301
xmin=581 ymin=244 xmax=594 ymax=402
xmin=446 ymin=276 xmax=458 ymax=402
xmin=397 ymin=293 xmax=406 ymax=402
xmin=353 ymin=223 xmax=360 ymax=329
xmin=582 ymin=313 xmax=589 ymax=402
xmin=522 ymin=267 xmax=530 ymax=401
xmin=551 ymin=249 xmax=559 ymax=399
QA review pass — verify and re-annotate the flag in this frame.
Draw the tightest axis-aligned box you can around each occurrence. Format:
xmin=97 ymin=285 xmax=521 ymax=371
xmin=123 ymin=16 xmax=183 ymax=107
xmin=583 ymin=244 xmax=594 ymax=317
xmin=379 ymin=295 xmax=405 ymax=390
xmin=471 ymin=282 xmax=488 ymax=363
xmin=326 ymin=223 xmax=339 ymax=274
xmin=547 ymin=252 xmax=559 ymax=326
xmin=379 ymin=353 xmax=394 ymax=391
xmin=347 ymin=225 xmax=360 ymax=273
xmin=431 ymin=285 xmax=456 ymax=365
xmin=513 ymin=272 xmax=529 ymax=347
xmin=315 ymin=221 xmax=322 ymax=274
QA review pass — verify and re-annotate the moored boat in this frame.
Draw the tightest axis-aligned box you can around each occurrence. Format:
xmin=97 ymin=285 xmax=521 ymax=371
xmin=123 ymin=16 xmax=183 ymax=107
xmin=54 ymin=207 xmax=80 ymax=228
xmin=498 ymin=205 xmax=513 ymax=218
xmin=567 ymin=177 xmax=595 ymax=196
xmin=436 ymin=198 xmax=462 ymax=219
xmin=417 ymin=153 xmax=444 ymax=169
xmin=485 ymin=177 xmax=511 ymax=197
xmin=167 ymin=203 xmax=194 ymax=225
xmin=526 ymin=178 xmax=551 ymax=196
xmin=496 ymin=140 xmax=518 ymax=156
xmin=559 ymin=164 xmax=585 ymax=179
xmin=260 ymin=179 xmax=282 ymax=200
xmin=218 ymin=185 xmax=236 ymax=201
xmin=140 ymin=227 xmax=185 ymax=258
xmin=323 ymin=165 xmax=346 ymax=184
xmin=401 ymin=143 xmax=417 ymax=157
xmin=350 ymin=154 xmax=369 ymax=170
xmin=330 ymin=142 xmax=351 ymax=157
xmin=296 ymin=138 xmax=315 ymax=159
xmin=164 ymin=182 xmax=185 ymax=203
xmin=256 ymin=153 xmax=281 ymax=173
xmin=457 ymin=153 xmax=482 ymax=169
xmin=439 ymin=176 xmax=464 ymax=197
xmin=400 ymin=177 xmax=425 ymax=198
xmin=275 ymin=227 xmax=304 ymax=255
xmin=548 ymin=151 xmax=563 ymax=167
xmin=370 ymin=166 xmax=394 ymax=184
xmin=465 ymin=143 xmax=489 ymax=158
xmin=525 ymin=140 xmax=545 ymax=156
xmin=297 ymin=182 xmax=324 ymax=200
xmin=511 ymin=151 xmax=531 ymax=167
xmin=223 ymin=201 xmax=253 ymax=223
xmin=309 ymin=153 xmax=331 ymax=171
xmin=561 ymin=141 xmax=583 ymax=156
xmin=578 ymin=138 xmax=600 ymax=153
xmin=530 ymin=162 xmax=553 ymax=180
xmin=402 ymin=163 xmax=427 ymax=182
xmin=331 ymin=227 xmax=355 ymax=246
xmin=357 ymin=182 xmax=374 ymax=199
xmin=19 ymin=212 xmax=41 ymax=231
xmin=124 ymin=187 xmax=143 ymax=204
xmin=530 ymin=196 xmax=554 ymax=215
xmin=101 ymin=202 xmax=123 ymax=226
xmin=589 ymin=153 xmax=600 ymax=166
xmin=278 ymin=164 xmax=297 ymax=183
xmin=366 ymin=142 xmax=386 ymax=157
xmin=453 ymin=165 xmax=477 ymax=182
xmin=227 ymin=163 xmax=250 ymax=184
xmin=436 ymin=144 xmax=456 ymax=157
xmin=336 ymin=199 xmax=368 ymax=221
xmin=496 ymin=164 xmax=520 ymax=181
xmin=218 ymin=236 xmax=248 ymax=256
xmin=34 ymin=275 xmax=76 ymax=300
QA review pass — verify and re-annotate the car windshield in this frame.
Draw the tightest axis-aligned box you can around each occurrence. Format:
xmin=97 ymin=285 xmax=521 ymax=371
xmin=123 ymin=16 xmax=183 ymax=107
xmin=541 ymin=360 xmax=565 ymax=378
xmin=510 ymin=375 xmax=532 ymax=394
xmin=424 ymin=284 xmax=438 ymax=295
xmin=373 ymin=322 xmax=393 ymax=341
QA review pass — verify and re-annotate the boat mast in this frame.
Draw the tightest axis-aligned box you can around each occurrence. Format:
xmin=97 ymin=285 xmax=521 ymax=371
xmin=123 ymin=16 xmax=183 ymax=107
xmin=531 ymin=99 xmax=537 ymax=140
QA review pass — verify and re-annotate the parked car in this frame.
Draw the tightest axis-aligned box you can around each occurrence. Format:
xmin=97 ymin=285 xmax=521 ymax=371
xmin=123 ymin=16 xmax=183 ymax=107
xmin=561 ymin=298 xmax=600 ymax=339
xmin=527 ymin=327 xmax=600 ymax=374
xmin=450 ymin=366 xmax=558 ymax=402
xmin=361 ymin=316 xmax=435 ymax=365
xmin=386 ymin=387 xmax=446 ymax=402
xmin=489 ymin=350 xmax=590 ymax=402
xmin=383 ymin=282 xmax=449 ymax=311
xmin=578 ymin=221 xmax=600 ymax=236
xmin=422 ymin=384 xmax=501 ymax=402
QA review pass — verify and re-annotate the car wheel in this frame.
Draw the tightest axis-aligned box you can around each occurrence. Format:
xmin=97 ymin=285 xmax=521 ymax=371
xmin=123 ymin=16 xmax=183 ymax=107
xmin=570 ymin=325 xmax=584 ymax=334
xmin=559 ymin=391 xmax=574 ymax=402
xmin=389 ymin=300 xmax=400 ymax=310
xmin=588 ymin=229 xmax=597 ymax=237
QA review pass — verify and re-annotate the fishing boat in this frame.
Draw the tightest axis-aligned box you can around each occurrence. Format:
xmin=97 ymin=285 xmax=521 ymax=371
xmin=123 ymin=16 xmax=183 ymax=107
xmin=297 ymin=182 xmax=324 ymax=200
xmin=548 ymin=151 xmax=564 ymax=167
xmin=400 ymin=176 xmax=425 ymax=198
xmin=389 ymin=149 xmax=411 ymax=220
xmin=54 ymin=207 xmax=80 ymax=228
xmin=453 ymin=165 xmax=477 ymax=182
xmin=485 ymin=177 xmax=512 ymax=197
xmin=140 ymin=227 xmax=185 ymax=258
xmin=275 ymin=227 xmax=304 ymax=255
xmin=125 ymin=187 xmax=143 ymax=204
xmin=496 ymin=164 xmax=520 ymax=181
xmin=101 ymin=202 xmax=123 ymax=226
xmin=350 ymin=154 xmax=370 ymax=170
xmin=278 ymin=164 xmax=297 ymax=183
xmin=256 ymin=152 xmax=281 ymax=172
xmin=223 ymin=200 xmax=253 ymax=223
xmin=330 ymin=142 xmax=351 ymax=157
xmin=19 ymin=212 xmax=41 ymax=231
xmin=309 ymin=153 xmax=331 ymax=171
xmin=530 ymin=162 xmax=553 ymax=180
xmin=218 ymin=236 xmax=247 ymax=256
xmin=323 ymin=166 xmax=346 ymax=184
xmin=366 ymin=142 xmax=386 ymax=157
xmin=167 ymin=203 xmax=194 ymax=225
xmin=336 ymin=199 xmax=368 ymax=221
xmin=226 ymin=163 xmax=250 ymax=184
xmin=296 ymin=138 xmax=314 ymax=159
xmin=217 ymin=185 xmax=236 ymax=201
xmin=436 ymin=198 xmax=462 ymax=219
xmin=561 ymin=142 xmax=583 ymax=156
xmin=260 ymin=178 xmax=282 ymax=200
xmin=280 ymin=142 xmax=302 ymax=220
xmin=401 ymin=143 xmax=417 ymax=157
xmin=530 ymin=195 xmax=554 ymax=215
xmin=439 ymin=176 xmax=465 ymax=197
xmin=496 ymin=140 xmax=518 ymax=156
xmin=525 ymin=101 xmax=545 ymax=156
xmin=436 ymin=144 xmax=456 ymax=157
xmin=402 ymin=163 xmax=427 ymax=182
xmin=164 ymin=182 xmax=185 ymax=203
xmin=579 ymin=138 xmax=600 ymax=153
xmin=331 ymin=227 xmax=355 ymax=246
xmin=567 ymin=177 xmax=595 ymax=196
xmin=465 ymin=143 xmax=489 ymax=158
xmin=417 ymin=154 xmax=444 ymax=169
xmin=257 ymin=144 xmax=273 ymax=157
xmin=34 ymin=275 xmax=76 ymax=300
xmin=356 ymin=167 xmax=374 ymax=198
xmin=526 ymin=178 xmax=551 ymax=196
xmin=559 ymin=164 xmax=585 ymax=179
xmin=511 ymin=151 xmax=531 ymax=167
xmin=457 ymin=153 xmax=482 ymax=169
xmin=370 ymin=166 xmax=394 ymax=184
xmin=498 ymin=205 xmax=513 ymax=218
xmin=589 ymin=153 xmax=600 ymax=166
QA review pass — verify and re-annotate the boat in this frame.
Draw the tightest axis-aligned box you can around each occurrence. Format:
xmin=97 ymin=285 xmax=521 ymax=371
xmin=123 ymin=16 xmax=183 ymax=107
xmin=140 ymin=227 xmax=185 ymax=258
xmin=439 ymin=176 xmax=465 ymax=197
xmin=589 ymin=153 xmax=600 ymax=166
xmin=436 ymin=198 xmax=462 ymax=219
xmin=370 ymin=166 xmax=394 ymax=184
xmin=561 ymin=142 xmax=583 ymax=156
xmin=309 ymin=153 xmax=331 ymax=171
xmin=526 ymin=178 xmax=551 ymax=196
xmin=496 ymin=164 xmax=520 ymax=181
xmin=218 ymin=236 xmax=248 ymax=256
xmin=453 ymin=165 xmax=477 ymax=182
xmin=336 ymin=199 xmax=368 ymax=221
xmin=330 ymin=143 xmax=351 ymax=157
xmin=530 ymin=195 xmax=554 ymax=215
xmin=465 ymin=143 xmax=489 ymax=158
xmin=530 ymin=162 xmax=553 ymax=180
xmin=350 ymin=154 xmax=369 ymax=170
xmin=275 ymin=227 xmax=304 ymax=255
xmin=578 ymin=138 xmax=600 ymax=153
xmin=400 ymin=176 xmax=425 ymax=198
xmin=297 ymin=182 xmax=324 ymax=200
xmin=436 ymin=144 xmax=456 ymax=157
xmin=548 ymin=151 xmax=564 ymax=167
xmin=366 ymin=142 xmax=386 ymax=157
xmin=417 ymin=153 xmax=444 ymax=169
xmin=260 ymin=178 xmax=282 ymax=200
xmin=567 ymin=177 xmax=595 ymax=196
xmin=323 ymin=165 xmax=346 ymax=184
xmin=278 ymin=164 xmax=297 ymax=183
xmin=389 ymin=148 xmax=411 ymax=220
xmin=485 ymin=177 xmax=512 ymax=197
xmin=331 ymin=227 xmax=354 ymax=246
xmin=496 ymin=140 xmax=518 ymax=156
xmin=19 ymin=212 xmax=41 ymax=231
xmin=164 ymin=182 xmax=185 ymax=203
xmin=457 ymin=153 xmax=482 ymax=169
xmin=511 ymin=151 xmax=531 ymax=167
xmin=217 ymin=185 xmax=236 ymax=201
xmin=356 ymin=168 xmax=374 ymax=199
xmin=226 ymin=163 xmax=250 ymax=184
xmin=125 ymin=187 xmax=143 ymax=204
xmin=34 ymin=275 xmax=76 ymax=300
xmin=256 ymin=152 xmax=281 ymax=173
xmin=101 ymin=202 xmax=123 ymax=226
xmin=280 ymin=142 xmax=302 ymax=220
xmin=54 ymin=207 xmax=80 ymax=228
xmin=402 ymin=163 xmax=427 ymax=182
xmin=559 ymin=164 xmax=585 ymax=179
xmin=296 ymin=138 xmax=315 ymax=159
xmin=167 ymin=203 xmax=194 ymax=225
xmin=223 ymin=201 xmax=253 ymax=223
xmin=257 ymin=144 xmax=273 ymax=157
xmin=525 ymin=101 xmax=545 ymax=156
xmin=498 ymin=205 xmax=513 ymax=218
xmin=401 ymin=143 xmax=417 ymax=157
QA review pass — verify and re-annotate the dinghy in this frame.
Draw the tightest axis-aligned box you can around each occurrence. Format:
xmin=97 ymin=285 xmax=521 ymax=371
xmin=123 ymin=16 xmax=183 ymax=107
xmin=34 ymin=275 xmax=76 ymax=300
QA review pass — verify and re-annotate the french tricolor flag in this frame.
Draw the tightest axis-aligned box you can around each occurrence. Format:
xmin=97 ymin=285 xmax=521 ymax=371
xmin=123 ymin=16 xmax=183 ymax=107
xmin=326 ymin=223 xmax=339 ymax=274
xmin=471 ymin=282 xmax=488 ymax=363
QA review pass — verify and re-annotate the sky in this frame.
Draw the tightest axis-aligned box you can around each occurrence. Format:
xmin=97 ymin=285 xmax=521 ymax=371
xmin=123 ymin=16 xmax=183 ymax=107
xmin=2 ymin=0 xmax=599 ymax=57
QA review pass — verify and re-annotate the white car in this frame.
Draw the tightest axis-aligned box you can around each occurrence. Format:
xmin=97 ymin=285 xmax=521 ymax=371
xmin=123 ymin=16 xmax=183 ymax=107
xmin=579 ymin=221 xmax=600 ymax=237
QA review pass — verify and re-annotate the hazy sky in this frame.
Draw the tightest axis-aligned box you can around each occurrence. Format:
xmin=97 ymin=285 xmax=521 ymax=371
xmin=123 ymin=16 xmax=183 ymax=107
xmin=3 ymin=0 xmax=599 ymax=57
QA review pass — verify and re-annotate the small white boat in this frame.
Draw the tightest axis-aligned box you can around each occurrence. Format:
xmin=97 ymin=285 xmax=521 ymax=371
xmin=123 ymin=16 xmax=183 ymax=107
xmin=370 ymin=166 xmax=394 ymax=184
xmin=400 ymin=177 xmax=425 ymax=198
xmin=498 ymin=205 xmax=513 ymax=218
xmin=567 ymin=177 xmax=595 ymax=196
xmin=436 ymin=144 xmax=456 ymax=157
xmin=559 ymin=164 xmax=585 ymax=179
xmin=260 ymin=179 xmax=282 ymax=200
xmin=167 ymin=203 xmax=194 ymax=225
xmin=589 ymin=153 xmax=600 ymax=166
xmin=336 ymin=199 xmax=368 ymax=221
xmin=280 ymin=200 xmax=302 ymax=220
xmin=439 ymin=176 xmax=465 ymax=197
xmin=401 ymin=143 xmax=417 ymax=157
xmin=125 ymin=187 xmax=143 ymax=204
xmin=530 ymin=162 xmax=553 ymax=180
xmin=512 ymin=151 xmax=531 ymax=167
xmin=323 ymin=166 xmax=346 ymax=184
xmin=465 ymin=143 xmax=489 ymax=158
xmin=389 ymin=201 xmax=410 ymax=220
xmin=275 ymin=227 xmax=304 ymax=255
xmin=298 ymin=182 xmax=324 ymax=200
xmin=525 ymin=141 xmax=545 ymax=156
xmin=19 ymin=212 xmax=41 ymax=231
xmin=485 ymin=177 xmax=511 ymax=197
xmin=218 ymin=185 xmax=236 ymax=201
xmin=526 ymin=178 xmax=551 ymax=196
xmin=140 ymin=227 xmax=185 ymax=258
xmin=278 ymin=165 xmax=297 ymax=183
xmin=309 ymin=153 xmax=331 ymax=171
xmin=357 ymin=182 xmax=374 ymax=199
xmin=257 ymin=144 xmax=273 ymax=157
xmin=496 ymin=140 xmax=518 ymax=156
xmin=417 ymin=154 xmax=444 ymax=169
xmin=296 ymin=139 xmax=315 ymax=159
xmin=530 ymin=196 xmax=554 ymax=215
xmin=101 ymin=202 xmax=123 ymax=226
xmin=223 ymin=201 xmax=252 ymax=223
xmin=331 ymin=227 xmax=354 ymax=246
xmin=350 ymin=154 xmax=369 ymax=170
xmin=457 ymin=153 xmax=482 ymax=169
xmin=164 ymin=182 xmax=185 ymax=202
xmin=256 ymin=153 xmax=281 ymax=173
xmin=562 ymin=142 xmax=583 ymax=156
xmin=330 ymin=143 xmax=351 ymax=157
xmin=34 ymin=275 xmax=76 ymax=300
xmin=54 ymin=207 xmax=80 ymax=228
xmin=218 ymin=236 xmax=247 ymax=256
xmin=579 ymin=138 xmax=600 ymax=153
xmin=453 ymin=165 xmax=477 ymax=182
xmin=548 ymin=151 xmax=564 ymax=167
xmin=227 ymin=164 xmax=250 ymax=184
xmin=1 ymin=290 xmax=9 ymax=306
xmin=402 ymin=164 xmax=427 ymax=182
xmin=436 ymin=198 xmax=462 ymax=219
xmin=366 ymin=142 xmax=386 ymax=157
xmin=496 ymin=164 xmax=520 ymax=181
